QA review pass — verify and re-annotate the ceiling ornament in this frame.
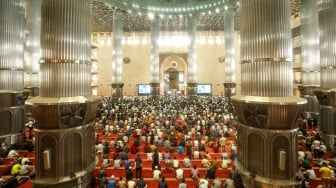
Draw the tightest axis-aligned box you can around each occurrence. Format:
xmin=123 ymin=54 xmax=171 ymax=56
xmin=92 ymin=0 xmax=301 ymax=33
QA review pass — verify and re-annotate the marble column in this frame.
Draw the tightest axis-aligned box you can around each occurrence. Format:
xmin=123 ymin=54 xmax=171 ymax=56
xmin=26 ymin=0 xmax=100 ymax=187
xmin=150 ymin=16 xmax=160 ymax=98
xmin=187 ymin=16 xmax=197 ymax=96
xmin=231 ymin=0 xmax=306 ymax=187
xmin=111 ymin=11 xmax=124 ymax=100
xmin=314 ymin=0 xmax=336 ymax=152
xmin=223 ymin=8 xmax=236 ymax=99
xmin=24 ymin=0 xmax=42 ymax=97
xmin=0 ymin=0 xmax=29 ymax=144
xmin=297 ymin=0 xmax=320 ymax=121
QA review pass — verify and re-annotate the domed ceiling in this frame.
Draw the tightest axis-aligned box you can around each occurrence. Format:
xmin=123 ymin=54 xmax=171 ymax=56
xmin=92 ymin=0 xmax=301 ymax=33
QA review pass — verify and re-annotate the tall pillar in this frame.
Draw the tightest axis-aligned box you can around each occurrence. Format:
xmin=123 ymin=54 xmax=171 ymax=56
xmin=297 ymin=0 xmax=320 ymax=120
xmin=223 ymin=9 xmax=236 ymax=99
xmin=111 ymin=11 xmax=124 ymax=100
xmin=26 ymin=0 xmax=100 ymax=187
xmin=231 ymin=0 xmax=306 ymax=187
xmin=314 ymin=0 xmax=336 ymax=152
xmin=24 ymin=0 xmax=41 ymax=97
xmin=187 ymin=16 xmax=197 ymax=96
xmin=0 ymin=0 xmax=29 ymax=143
xmin=150 ymin=16 xmax=160 ymax=98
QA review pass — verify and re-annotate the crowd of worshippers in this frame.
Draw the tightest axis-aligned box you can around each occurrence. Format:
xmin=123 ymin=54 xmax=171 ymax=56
xmin=94 ymin=96 xmax=244 ymax=188
xmin=295 ymin=114 xmax=336 ymax=188
xmin=0 ymin=127 xmax=36 ymax=187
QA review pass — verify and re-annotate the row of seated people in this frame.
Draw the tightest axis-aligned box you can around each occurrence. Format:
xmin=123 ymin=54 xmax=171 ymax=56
xmin=97 ymin=176 xmax=236 ymax=188
xmin=95 ymin=156 xmax=240 ymax=188
xmin=0 ymin=144 xmax=36 ymax=187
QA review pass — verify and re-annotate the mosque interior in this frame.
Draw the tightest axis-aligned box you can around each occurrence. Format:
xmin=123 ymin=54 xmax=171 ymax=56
xmin=1 ymin=0 xmax=336 ymax=188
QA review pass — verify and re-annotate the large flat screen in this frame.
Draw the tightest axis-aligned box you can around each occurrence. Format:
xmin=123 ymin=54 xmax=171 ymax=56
xmin=138 ymin=84 xmax=150 ymax=96
xmin=197 ymin=84 xmax=212 ymax=95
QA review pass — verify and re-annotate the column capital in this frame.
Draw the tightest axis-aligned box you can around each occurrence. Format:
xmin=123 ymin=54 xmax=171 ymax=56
xmin=297 ymin=85 xmax=319 ymax=97
xmin=314 ymin=88 xmax=336 ymax=107
xmin=111 ymin=83 xmax=124 ymax=88
xmin=223 ymin=82 xmax=236 ymax=89
xmin=187 ymin=82 xmax=197 ymax=87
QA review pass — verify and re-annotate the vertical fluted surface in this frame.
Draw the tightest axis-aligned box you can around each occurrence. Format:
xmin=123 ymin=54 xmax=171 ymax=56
xmin=150 ymin=16 xmax=160 ymax=83
xmin=224 ymin=9 xmax=236 ymax=83
xmin=24 ymin=0 xmax=42 ymax=88
xmin=112 ymin=11 xmax=123 ymax=84
xmin=40 ymin=0 xmax=91 ymax=97
xmin=232 ymin=0 xmax=306 ymax=185
xmin=301 ymin=0 xmax=320 ymax=86
xmin=0 ymin=0 xmax=25 ymax=90
xmin=315 ymin=0 xmax=336 ymax=153
xmin=187 ymin=16 xmax=197 ymax=83
xmin=240 ymin=0 xmax=293 ymax=97
xmin=319 ymin=0 xmax=336 ymax=89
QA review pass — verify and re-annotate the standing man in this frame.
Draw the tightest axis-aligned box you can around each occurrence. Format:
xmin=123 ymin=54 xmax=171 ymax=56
xmin=135 ymin=153 xmax=143 ymax=179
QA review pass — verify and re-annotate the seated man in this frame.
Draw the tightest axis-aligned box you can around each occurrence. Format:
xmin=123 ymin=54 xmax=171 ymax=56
xmin=193 ymin=150 xmax=200 ymax=159
xmin=177 ymin=145 xmax=184 ymax=154
xmin=153 ymin=166 xmax=161 ymax=180
xmin=221 ymin=151 xmax=228 ymax=159
xmin=101 ymin=156 xmax=110 ymax=168
xmin=212 ymin=178 xmax=222 ymax=188
xmin=201 ymin=158 xmax=211 ymax=168
xmin=198 ymin=178 xmax=209 ymax=188
xmin=19 ymin=161 xmax=31 ymax=175
xmin=172 ymin=156 xmax=180 ymax=169
xmin=221 ymin=156 xmax=232 ymax=169
xmin=147 ymin=152 xmax=153 ymax=161
xmin=183 ymin=157 xmax=191 ymax=168
xmin=224 ymin=178 xmax=235 ymax=188
xmin=124 ymin=159 xmax=131 ymax=169
xmin=175 ymin=167 xmax=184 ymax=180
xmin=212 ymin=144 xmax=219 ymax=153
xmin=113 ymin=157 xmax=121 ymax=168
xmin=190 ymin=165 xmax=199 ymax=180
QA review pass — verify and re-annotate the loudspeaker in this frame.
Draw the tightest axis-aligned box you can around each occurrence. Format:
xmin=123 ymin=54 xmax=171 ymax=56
xmin=43 ymin=149 xmax=50 ymax=169
xmin=279 ymin=150 xmax=286 ymax=170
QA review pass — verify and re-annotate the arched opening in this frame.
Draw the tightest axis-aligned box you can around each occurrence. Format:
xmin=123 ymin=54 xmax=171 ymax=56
xmin=160 ymin=54 xmax=187 ymax=95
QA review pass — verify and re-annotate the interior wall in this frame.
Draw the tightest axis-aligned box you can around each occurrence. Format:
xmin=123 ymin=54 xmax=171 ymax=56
xmin=94 ymin=32 xmax=241 ymax=96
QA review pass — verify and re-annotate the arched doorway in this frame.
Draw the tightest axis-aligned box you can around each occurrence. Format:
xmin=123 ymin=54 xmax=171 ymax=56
xmin=164 ymin=68 xmax=179 ymax=90
xmin=160 ymin=54 xmax=187 ymax=95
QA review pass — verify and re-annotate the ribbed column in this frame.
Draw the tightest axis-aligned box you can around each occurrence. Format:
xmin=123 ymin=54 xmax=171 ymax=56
xmin=150 ymin=16 xmax=160 ymax=97
xmin=223 ymin=9 xmax=236 ymax=99
xmin=0 ymin=0 xmax=25 ymax=90
xmin=187 ymin=16 xmax=197 ymax=96
xmin=24 ymin=0 xmax=42 ymax=97
xmin=232 ymin=0 xmax=306 ymax=187
xmin=26 ymin=0 xmax=100 ymax=187
xmin=0 ymin=0 xmax=29 ymax=141
xmin=314 ymin=0 xmax=336 ymax=153
xmin=298 ymin=0 xmax=320 ymax=115
xmin=111 ymin=11 xmax=124 ymax=100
